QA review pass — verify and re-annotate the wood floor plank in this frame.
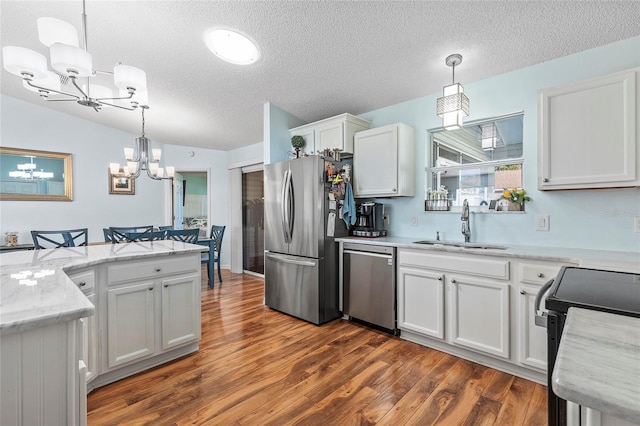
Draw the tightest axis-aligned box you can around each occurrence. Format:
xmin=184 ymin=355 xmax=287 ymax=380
xmin=87 ymin=268 xmax=548 ymax=425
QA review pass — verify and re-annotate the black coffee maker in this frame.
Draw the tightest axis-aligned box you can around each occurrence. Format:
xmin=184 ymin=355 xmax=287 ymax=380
xmin=352 ymin=202 xmax=386 ymax=237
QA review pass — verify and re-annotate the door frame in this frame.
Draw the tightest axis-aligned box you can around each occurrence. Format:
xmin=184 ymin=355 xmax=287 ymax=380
xmin=165 ymin=168 xmax=210 ymax=233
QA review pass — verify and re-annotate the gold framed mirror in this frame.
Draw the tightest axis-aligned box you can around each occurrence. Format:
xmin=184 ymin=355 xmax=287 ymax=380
xmin=0 ymin=147 xmax=73 ymax=201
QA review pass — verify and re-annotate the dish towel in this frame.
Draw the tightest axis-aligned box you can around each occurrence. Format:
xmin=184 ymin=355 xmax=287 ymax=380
xmin=342 ymin=182 xmax=356 ymax=229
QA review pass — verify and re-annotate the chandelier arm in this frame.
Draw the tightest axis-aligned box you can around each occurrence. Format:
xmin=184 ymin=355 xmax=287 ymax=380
xmin=97 ymin=99 xmax=137 ymax=111
xmin=96 ymin=91 xmax=134 ymax=102
xmin=24 ymin=79 xmax=80 ymax=100
xmin=69 ymin=76 xmax=90 ymax=99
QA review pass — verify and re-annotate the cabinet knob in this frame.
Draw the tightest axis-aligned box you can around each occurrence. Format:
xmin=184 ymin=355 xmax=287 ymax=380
xmin=520 ymin=290 xmax=526 ymax=295
xmin=537 ymin=273 xmax=544 ymax=278
xmin=437 ymin=276 xmax=443 ymax=281
xmin=543 ymin=178 xmax=549 ymax=183
xmin=451 ymin=279 xmax=457 ymax=284
xmin=148 ymin=287 xmax=153 ymax=291
xmin=164 ymin=284 xmax=169 ymax=288
xmin=392 ymin=188 xmax=397 ymax=192
xmin=155 ymin=268 xmax=161 ymax=272
xmin=78 ymin=281 xmax=86 ymax=287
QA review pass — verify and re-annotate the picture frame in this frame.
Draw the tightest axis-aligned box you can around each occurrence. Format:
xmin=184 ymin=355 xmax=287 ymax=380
xmin=108 ymin=168 xmax=135 ymax=195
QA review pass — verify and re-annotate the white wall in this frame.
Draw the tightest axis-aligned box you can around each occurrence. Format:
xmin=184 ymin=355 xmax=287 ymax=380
xmin=268 ymin=36 xmax=640 ymax=252
xmin=1 ymin=95 xmax=166 ymax=245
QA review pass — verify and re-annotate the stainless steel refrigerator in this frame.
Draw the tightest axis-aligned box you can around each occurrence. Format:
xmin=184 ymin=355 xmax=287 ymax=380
xmin=264 ymin=156 xmax=349 ymax=325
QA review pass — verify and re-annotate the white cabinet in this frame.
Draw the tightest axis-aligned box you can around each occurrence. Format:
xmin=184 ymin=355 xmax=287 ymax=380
xmin=397 ymin=266 xmax=445 ymax=339
xmin=567 ymin=401 xmax=640 ymax=426
xmin=515 ymin=261 xmax=567 ymax=371
xmin=397 ymin=249 xmax=510 ymax=360
xmin=0 ymin=320 xmax=84 ymax=426
xmin=449 ymin=275 xmax=510 ymax=359
xmin=107 ymin=281 xmax=156 ymax=368
xmin=104 ymin=255 xmax=201 ymax=372
xmin=289 ymin=113 xmax=370 ymax=155
xmin=67 ymin=268 xmax=98 ymax=383
xmin=353 ymin=122 xmax=415 ymax=197
xmin=538 ymin=67 xmax=640 ymax=190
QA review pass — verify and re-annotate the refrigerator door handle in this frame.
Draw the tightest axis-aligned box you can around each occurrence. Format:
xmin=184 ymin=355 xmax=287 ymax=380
xmin=286 ymin=169 xmax=294 ymax=241
xmin=266 ymin=252 xmax=316 ymax=267
xmin=281 ymin=169 xmax=292 ymax=243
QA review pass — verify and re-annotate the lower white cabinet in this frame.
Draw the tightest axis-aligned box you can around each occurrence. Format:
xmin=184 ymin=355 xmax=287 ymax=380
xmin=0 ymin=320 xmax=85 ymax=426
xmin=449 ymin=275 xmax=510 ymax=359
xmin=567 ymin=401 xmax=640 ymax=426
xmin=517 ymin=285 xmax=547 ymax=370
xmin=397 ymin=267 xmax=445 ymax=339
xmin=105 ymin=256 xmax=201 ymax=372
xmin=107 ymin=281 xmax=156 ymax=368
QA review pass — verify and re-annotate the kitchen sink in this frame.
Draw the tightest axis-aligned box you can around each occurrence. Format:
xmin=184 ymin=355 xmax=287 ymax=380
xmin=412 ymin=240 xmax=508 ymax=250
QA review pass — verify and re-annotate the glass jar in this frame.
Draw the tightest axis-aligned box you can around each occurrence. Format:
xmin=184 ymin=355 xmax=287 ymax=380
xmin=5 ymin=231 xmax=18 ymax=247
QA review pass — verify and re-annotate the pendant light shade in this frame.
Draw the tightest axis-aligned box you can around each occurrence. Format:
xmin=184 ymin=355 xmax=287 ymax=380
xmin=2 ymin=46 xmax=48 ymax=78
xmin=114 ymin=64 xmax=147 ymax=92
xmin=37 ymin=17 xmax=79 ymax=47
xmin=436 ymin=54 xmax=470 ymax=130
xmin=50 ymin=42 xmax=92 ymax=77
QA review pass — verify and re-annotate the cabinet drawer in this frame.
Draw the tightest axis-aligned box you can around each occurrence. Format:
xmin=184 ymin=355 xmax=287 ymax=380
xmin=67 ymin=269 xmax=96 ymax=293
xmin=108 ymin=255 xmax=199 ymax=285
xmin=519 ymin=262 xmax=564 ymax=285
xmin=398 ymin=249 xmax=509 ymax=280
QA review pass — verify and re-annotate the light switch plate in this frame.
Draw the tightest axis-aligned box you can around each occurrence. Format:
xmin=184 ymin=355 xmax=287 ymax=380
xmin=535 ymin=214 xmax=550 ymax=231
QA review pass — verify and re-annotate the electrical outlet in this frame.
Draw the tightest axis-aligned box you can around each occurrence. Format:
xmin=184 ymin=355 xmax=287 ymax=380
xmin=535 ymin=214 xmax=550 ymax=231
xmin=634 ymin=216 xmax=640 ymax=233
xmin=410 ymin=216 xmax=418 ymax=226
xmin=383 ymin=214 xmax=390 ymax=225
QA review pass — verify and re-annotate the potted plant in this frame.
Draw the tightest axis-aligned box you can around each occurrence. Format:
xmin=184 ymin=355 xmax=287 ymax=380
xmin=500 ymin=187 xmax=531 ymax=211
xmin=291 ymin=135 xmax=305 ymax=158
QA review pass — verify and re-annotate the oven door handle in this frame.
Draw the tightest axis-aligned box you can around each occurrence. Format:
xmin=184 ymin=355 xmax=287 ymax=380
xmin=534 ymin=278 xmax=554 ymax=327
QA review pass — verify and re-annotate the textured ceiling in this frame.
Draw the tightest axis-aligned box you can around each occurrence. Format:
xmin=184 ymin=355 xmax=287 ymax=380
xmin=1 ymin=1 xmax=639 ymax=151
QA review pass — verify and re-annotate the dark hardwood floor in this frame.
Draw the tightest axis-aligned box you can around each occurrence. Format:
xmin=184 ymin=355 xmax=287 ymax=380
xmin=87 ymin=268 xmax=547 ymax=425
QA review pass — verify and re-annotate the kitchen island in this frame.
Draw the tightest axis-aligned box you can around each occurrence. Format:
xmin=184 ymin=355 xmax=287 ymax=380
xmin=0 ymin=241 xmax=207 ymax=426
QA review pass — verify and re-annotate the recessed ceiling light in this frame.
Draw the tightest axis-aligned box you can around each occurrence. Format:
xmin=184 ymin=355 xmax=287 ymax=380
xmin=203 ymin=28 xmax=260 ymax=65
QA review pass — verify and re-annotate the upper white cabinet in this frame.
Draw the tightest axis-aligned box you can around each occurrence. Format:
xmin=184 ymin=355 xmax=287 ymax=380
xmin=538 ymin=67 xmax=640 ymax=190
xmin=353 ymin=122 xmax=415 ymax=197
xmin=289 ymin=113 xmax=371 ymax=155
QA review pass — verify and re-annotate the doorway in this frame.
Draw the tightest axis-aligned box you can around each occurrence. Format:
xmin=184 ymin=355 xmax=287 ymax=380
xmin=242 ymin=169 xmax=264 ymax=275
xmin=173 ymin=171 xmax=209 ymax=237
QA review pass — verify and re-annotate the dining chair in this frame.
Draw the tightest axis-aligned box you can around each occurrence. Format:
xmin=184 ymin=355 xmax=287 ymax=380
xmin=31 ymin=228 xmax=88 ymax=249
xmin=108 ymin=225 xmax=155 ymax=243
xmin=165 ymin=228 xmax=199 ymax=244
xmin=200 ymin=225 xmax=225 ymax=288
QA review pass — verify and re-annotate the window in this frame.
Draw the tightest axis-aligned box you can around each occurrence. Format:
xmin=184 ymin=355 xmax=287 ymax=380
xmin=428 ymin=113 xmax=524 ymax=209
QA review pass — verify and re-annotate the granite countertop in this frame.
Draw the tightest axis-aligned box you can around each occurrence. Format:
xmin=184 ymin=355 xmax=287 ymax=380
xmin=552 ymin=307 xmax=640 ymax=424
xmin=336 ymin=236 xmax=640 ymax=273
xmin=0 ymin=241 xmax=208 ymax=336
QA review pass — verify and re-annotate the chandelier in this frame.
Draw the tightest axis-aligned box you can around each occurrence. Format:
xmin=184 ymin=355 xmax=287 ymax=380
xmin=1 ymin=0 xmax=148 ymax=112
xmin=436 ymin=54 xmax=470 ymax=130
xmin=110 ymin=106 xmax=174 ymax=181
xmin=9 ymin=157 xmax=54 ymax=180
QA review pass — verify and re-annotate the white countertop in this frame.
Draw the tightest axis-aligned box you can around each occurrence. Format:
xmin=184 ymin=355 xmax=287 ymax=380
xmin=552 ymin=308 xmax=640 ymax=424
xmin=0 ymin=241 xmax=207 ymax=336
xmin=336 ymin=236 xmax=640 ymax=273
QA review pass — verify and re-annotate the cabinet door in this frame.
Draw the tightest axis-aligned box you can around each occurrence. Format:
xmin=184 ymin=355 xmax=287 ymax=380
xmin=81 ymin=292 xmax=98 ymax=383
xmin=518 ymin=285 xmax=547 ymax=370
xmin=291 ymin=128 xmax=315 ymax=156
xmin=316 ymin=120 xmax=344 ymax=151
xmin=161 ymin=274 xmax=201 ymax=350
xmin=397 ymin=267 xmax=445 ymax=339
xmin=539 ymin=68 xmax=639 ymax=190
xmin=107 ymin=282 xmax=155 ymax=369
xmin=449 ymin=275 xmax=510 ymax=358
xmin=353 ymin=125 xmax=399 ymax=197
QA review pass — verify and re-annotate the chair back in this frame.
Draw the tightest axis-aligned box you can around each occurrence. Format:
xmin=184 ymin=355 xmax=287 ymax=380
xmin=209 ymin=225 xmax=226 ymax=255
xmin=158 ymin=225 xmax=174 ymax=231
xmin=108 ymin=226 xmax=155 ymax=243
xmin=31 ymin=228 xmax=88 ymax=249
xmin=166 ymin=228 xmax=199 ymax=243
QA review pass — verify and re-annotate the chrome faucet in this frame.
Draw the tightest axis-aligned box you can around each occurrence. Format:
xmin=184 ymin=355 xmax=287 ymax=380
xmin=461 ymin=199 xmax=471 ymax=243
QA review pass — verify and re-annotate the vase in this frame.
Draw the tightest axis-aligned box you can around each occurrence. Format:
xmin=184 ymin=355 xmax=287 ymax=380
xmin=507 ymin=201 xmax=524 ymax=211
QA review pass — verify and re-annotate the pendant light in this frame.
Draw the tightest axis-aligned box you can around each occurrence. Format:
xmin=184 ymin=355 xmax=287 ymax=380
xmin=436 ymin=54 xmax=470 ymax=130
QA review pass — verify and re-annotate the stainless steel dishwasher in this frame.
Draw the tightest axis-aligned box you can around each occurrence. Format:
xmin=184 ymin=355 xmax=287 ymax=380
xmin=343 ymin=242 xmax=397 ymax=334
